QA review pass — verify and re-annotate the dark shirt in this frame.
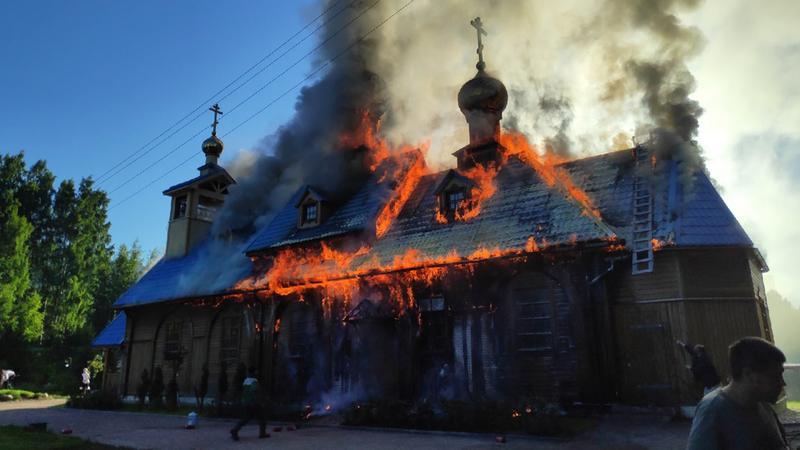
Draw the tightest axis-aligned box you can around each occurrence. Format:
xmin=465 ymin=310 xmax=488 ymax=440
xmin=686 ymin=388 xmax=789 ymax=450
xmin=691 ymin=353 xmax=721 ymax=388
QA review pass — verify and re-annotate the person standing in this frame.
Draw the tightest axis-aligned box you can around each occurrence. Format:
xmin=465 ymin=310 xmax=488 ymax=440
xmin=686 ymin=337 xmax=790 ymax=450
xmin=230 ymin=366 xmax=268 ymax=441
xmin=678 ymin=341 xmax=722 ymax=395
xmin=1 ymin=369 xmax=15 ymax=389
xmin=81 ymin=367 xmax=91 ymax=393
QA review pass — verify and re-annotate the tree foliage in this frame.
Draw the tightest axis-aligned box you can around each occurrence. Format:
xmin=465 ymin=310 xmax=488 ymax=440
xmin=767 ymin=290 xmax=800 ymax=399
xmin=0 ymin=151 xmax=152 ymax=366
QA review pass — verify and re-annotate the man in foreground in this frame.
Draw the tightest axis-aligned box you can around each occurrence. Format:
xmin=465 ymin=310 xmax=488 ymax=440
xmin=687 ymin=337 xmax=790 ymax=449
xmin=230 ymin=366 xmax=268 ymax=441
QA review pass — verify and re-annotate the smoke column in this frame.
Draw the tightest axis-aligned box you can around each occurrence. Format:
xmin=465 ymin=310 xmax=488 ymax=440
xmin=182 ymin=0 xmax=707 ymax=290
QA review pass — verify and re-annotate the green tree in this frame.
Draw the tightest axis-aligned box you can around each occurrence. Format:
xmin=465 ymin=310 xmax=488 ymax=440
xmin=0 ymin=193 xmax=43 ymax=341
xmin=45 ymin=178 xmax=114 ymax=340
xmin=92 ymin=242 xmax=146 ymax=334
xmin=767 ymin=290 xmax=800 ymax=399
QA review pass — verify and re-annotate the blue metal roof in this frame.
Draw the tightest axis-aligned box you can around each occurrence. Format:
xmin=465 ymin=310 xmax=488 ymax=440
xmin=246 ymin=177 xmax=392 ymax=253
xmin=113 ymin=239 xmax=253 ymax=308
xmin=117 ymin=147 xmax=754 ymax=308
xmin=91 ymin=312 xmax=126 ymax=347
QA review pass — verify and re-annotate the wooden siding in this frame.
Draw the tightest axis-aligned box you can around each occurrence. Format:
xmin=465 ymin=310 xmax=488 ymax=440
xmin=507 ymin=268 xmax=578 ymax=401
xmin=608 ymin=252 xmax=682 ymax=303
xmin=611 ymin=248 xmax=768 ymax=405
xmin=680 ymin=249 xmax=754 ymax=298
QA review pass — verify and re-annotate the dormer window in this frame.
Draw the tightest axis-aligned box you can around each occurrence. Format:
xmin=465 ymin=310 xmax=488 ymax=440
xmin=296 ymin=186 xmax=327 ymax=229
xmin=434 ymin=170 xmax=476 ymax=223
xmin=446 ymin=189 xmax=466 ymax=212
xmin=303 ymin=203 xmax=318 ymax=224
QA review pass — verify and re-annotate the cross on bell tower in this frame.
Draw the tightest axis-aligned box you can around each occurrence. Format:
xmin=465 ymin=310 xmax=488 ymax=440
xmin=201 ymin=103 xmax=225 ymax=168
xmin=470 ymin=17 xmax=488 ymax=72
xmin=209 ymin=103 xmax=223 ymax=137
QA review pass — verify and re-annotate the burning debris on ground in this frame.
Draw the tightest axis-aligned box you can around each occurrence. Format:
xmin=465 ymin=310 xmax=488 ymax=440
xmin=95 ymin=1 xmax=772 ymax=439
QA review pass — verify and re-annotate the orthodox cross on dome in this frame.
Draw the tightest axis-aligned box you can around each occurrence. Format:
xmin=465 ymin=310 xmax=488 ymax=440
xmin=209 ymin=103 xmax=223 ymax=136
xmin=470 ymin=17 xmax=488 ymax=72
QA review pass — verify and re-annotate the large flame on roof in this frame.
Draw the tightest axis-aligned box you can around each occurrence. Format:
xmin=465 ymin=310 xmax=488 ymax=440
xmin=232 ymin=117 xmax=612 ymax=314
xmin=497 ymin=132 xmax=602 ymax=219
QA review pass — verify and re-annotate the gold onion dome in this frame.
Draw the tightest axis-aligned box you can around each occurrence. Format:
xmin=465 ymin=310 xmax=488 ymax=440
xmin=202 ymin=134 xmax=224 ymax=158
xmin=458 ymin=69 xmax=508 ymax=115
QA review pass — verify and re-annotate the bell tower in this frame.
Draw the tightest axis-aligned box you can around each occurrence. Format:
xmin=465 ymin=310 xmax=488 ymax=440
xmin=163 ymin=104 xmax=235 ymax=259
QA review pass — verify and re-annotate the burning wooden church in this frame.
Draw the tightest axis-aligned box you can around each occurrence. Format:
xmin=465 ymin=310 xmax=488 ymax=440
xmin=93 ymin=23 xmax=772 ymax=408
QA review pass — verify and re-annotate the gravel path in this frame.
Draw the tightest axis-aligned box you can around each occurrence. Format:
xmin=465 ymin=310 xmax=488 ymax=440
xmin=0 ymin=399 xmax=696 ymax=449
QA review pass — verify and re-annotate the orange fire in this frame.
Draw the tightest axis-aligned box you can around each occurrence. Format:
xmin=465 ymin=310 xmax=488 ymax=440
xmin=651 ymin=238 xmax=674 ymax=251
xmin=497 ymin=131 xmax=601 ymax=219
xmin=455 ymin=163 xmax=499 ymax=222
xmin=232 ymin=121 xmax=616 ymax=315
xmin=375 ymin=151 xmax=427 ymax=237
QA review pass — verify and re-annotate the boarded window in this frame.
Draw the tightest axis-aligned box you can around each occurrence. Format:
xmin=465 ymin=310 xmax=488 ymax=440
xmin=220 ymin=317 xmax=240 ymax=364
xmin=515 ymin=291 xmax=553 ymax=353
xmin=164 ymin=321 xmax=182 ymax=361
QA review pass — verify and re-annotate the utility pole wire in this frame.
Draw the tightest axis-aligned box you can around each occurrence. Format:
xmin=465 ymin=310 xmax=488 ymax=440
xmin=105 ymin=0 xmax=381 ymax=196
xmin=94 ymin=0 xmax=348 ymax=185
xmin=109 ymin=0 xmax=416 ymax=211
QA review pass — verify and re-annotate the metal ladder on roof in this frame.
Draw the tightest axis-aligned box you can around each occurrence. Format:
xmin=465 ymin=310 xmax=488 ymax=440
xmin=632 ymin=146 xmax=654 ymax=275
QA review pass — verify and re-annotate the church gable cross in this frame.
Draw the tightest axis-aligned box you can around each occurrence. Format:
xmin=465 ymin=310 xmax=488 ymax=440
xmin=209 ymin=103 xmax=223 ymax=136
xmin=470 ymin=17 xmax=488 ymax=71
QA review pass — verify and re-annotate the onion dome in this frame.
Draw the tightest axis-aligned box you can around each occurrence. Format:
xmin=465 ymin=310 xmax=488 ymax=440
xmin=458 ymin=69 xmax=508 ymax=115
xmin=202 ymin=134 xmax=224 ymax=159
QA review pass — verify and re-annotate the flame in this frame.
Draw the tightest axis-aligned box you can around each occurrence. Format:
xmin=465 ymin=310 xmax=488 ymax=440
xmin=375 ymin=151 xmax=427 ymax=237
xmin=497 ymin=131 xmax=601 ymax=219
xmin=230 ymin=124 xmax=615 ymax=316
xmin=454 ymin=163 xmax=499 ymax=221
xmin=651 ymin=238 xmax=674 ymax=251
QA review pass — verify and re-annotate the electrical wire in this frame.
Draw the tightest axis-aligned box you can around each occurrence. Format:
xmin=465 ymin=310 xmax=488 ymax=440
xmin=109 ymin=0 xmax=416 ymax=211
xmin=94 ymin=0 xmax=348 ymax=186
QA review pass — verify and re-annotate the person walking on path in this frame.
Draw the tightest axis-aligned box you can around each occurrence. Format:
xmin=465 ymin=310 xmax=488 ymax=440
xmin=230 ymin=366 xmax=268 ymax=441
xmin=686 ymin=337 xmax=790 ymax=450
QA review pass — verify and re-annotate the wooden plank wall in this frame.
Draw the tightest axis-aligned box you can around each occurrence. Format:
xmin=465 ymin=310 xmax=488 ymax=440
xmin=121 ymin=302 xmax=267 ymax=399
xmin=506 ymin=267 xmax=579 ymax=401
xmin=610 ymin=248 xmax=768 ymax=405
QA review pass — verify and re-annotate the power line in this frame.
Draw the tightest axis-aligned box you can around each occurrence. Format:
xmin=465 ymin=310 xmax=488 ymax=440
xmin=104 ymin=0 xmax=382 ymax=196
xmin=109 ymin=0 xmax=416 ymax=211
xmin=94 ymin=0 xmax=349 ymax=186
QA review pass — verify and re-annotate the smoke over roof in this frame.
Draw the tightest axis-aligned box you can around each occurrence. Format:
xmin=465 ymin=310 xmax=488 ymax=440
xmin=179 ymin=0 xmax=709 ymax=292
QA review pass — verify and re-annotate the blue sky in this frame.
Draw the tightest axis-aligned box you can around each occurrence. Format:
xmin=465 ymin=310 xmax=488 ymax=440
xmin=2 ymin=0 xmax=318 ymax=254
xmin=3 ymin=1 xmax=800 ymax=305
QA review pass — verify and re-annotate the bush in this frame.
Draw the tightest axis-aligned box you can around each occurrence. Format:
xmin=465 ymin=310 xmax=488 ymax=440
xmin=194 ymin=365 xmax=209 ymax=411
xmin=66 ymin=390 xmax=121 ymax=410
xmin=233 ymin=363 xmax=246 ymax=403
xmin=148 ymin=367 xmax=164 ymax=406
xmin=136 ymin=370 xmax=150 ymax=407
xmin=216 ymin=362 xmax=228 ymax=416
xmin=166 ymin=375 xmax=178 ymax=410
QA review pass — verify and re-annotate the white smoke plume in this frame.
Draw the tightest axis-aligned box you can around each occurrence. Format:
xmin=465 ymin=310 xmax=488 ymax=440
xmin=185 ymin=0 xmax=710 ymax=293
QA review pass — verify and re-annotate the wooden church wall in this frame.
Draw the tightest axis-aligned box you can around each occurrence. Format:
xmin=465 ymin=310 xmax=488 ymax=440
xmin=611 ymin=248 xmax=770 ymax=406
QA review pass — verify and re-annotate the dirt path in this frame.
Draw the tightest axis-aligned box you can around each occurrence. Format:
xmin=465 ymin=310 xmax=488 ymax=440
xmin=0 ymin=399 xmax=696 ymax=449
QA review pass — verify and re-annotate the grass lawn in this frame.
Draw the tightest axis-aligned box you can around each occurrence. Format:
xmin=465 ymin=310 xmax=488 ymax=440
xmin=0 ymin=426 xmax=132 ymax=450
xmin=0 ymin=389 xmax=49 ymax=400
xmin=788 ymin=401 xmax=800 ymax=412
